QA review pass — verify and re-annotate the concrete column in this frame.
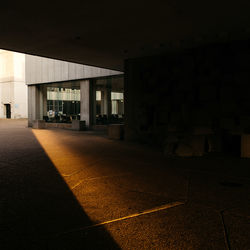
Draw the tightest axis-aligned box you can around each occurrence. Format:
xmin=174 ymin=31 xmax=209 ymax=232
xmin=124 ymin=60 xmax=135 ymax=141
xmin=101 ymin=90 xmax=105 ymax=115
xmin=92 ymin=81 xmax=96 ymax=125
xmin=80 ymin=80 xmax=91 ymax=127
xmin=42 ymin=85 xmax=47 ymax=117
xmin=104 ymin=86 xmax=112 ymax=118
xmin=39 ymin=88 xmax=43 ymax=120
xmin=28 ymin=84 xmax=46 ymax=126
xmin=28 ymin=85 xmax=40 ymax=127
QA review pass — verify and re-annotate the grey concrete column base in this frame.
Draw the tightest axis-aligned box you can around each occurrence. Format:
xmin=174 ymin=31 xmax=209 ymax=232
xmin=32 ymin=120 xmax=45 ymax=129
xmin=72 ymin=120 xmax=86 ymax=131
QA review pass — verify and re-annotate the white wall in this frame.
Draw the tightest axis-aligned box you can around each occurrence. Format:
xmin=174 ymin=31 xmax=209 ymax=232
xmin=0 ymin=50 xmax=27 ymax=118
xmin=13 ymin=52 xmax=27 ymax=118
xmin=0 ymin=50 xmax=14 ymax=83
xmin=25 ymin=54 xmax=122 ymax=85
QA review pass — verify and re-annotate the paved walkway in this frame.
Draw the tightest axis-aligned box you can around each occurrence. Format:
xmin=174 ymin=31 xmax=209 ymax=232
xmin=0 ymin=119 xmax=250 ymax=249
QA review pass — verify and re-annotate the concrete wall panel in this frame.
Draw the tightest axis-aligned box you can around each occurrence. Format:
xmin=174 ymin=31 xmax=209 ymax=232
xmin=26 ymin=54 xmax=122 ymax=85
xmin=41 ymin=57 xmax=49 ymax=83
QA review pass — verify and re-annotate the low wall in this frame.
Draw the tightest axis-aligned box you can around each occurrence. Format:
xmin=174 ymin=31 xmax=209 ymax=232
xmin=45 ymin=123 xmax=72 ymax=129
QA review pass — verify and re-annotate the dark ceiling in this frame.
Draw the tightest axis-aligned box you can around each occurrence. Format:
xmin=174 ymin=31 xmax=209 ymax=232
xmin=1 ymin=1 xmax=250 ymax=70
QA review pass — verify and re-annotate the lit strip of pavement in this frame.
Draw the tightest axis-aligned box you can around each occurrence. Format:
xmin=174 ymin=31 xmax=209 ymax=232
xmin=85 ymin=201 xmax=184 ymax=229
xmin=58 ymin=201 xmax=184 ymax=236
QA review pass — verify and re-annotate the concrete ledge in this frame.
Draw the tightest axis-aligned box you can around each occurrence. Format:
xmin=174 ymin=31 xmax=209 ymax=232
xmin=32 ymin=120 xmax=45 ymax=129
xmin=108 ymin=124 xmax=124 ymax=140
xmin=72 ymin=120 xmax=86 ymax=131
xmin=45 ymin=123 xmax=72 ymax=129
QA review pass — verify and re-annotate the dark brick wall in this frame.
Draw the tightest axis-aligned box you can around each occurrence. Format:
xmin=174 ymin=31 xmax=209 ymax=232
xmin=124 ymin=40 xmax=250 ymax=156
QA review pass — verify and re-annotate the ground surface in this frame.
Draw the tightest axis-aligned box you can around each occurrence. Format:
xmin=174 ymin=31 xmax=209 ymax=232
xmin=0 ymin=119 xmax=250 ymax=250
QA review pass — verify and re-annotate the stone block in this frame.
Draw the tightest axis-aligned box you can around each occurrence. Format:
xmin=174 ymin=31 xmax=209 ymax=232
xmin=72 ymin=120 xmax=86 ymax=131
xmin=241 ymin=134 xmax=250 ymax=158
xmin=32 ymin=120 xmax=45 ymax=129
xmin=108 ymin=124 xmax=124 ymax=140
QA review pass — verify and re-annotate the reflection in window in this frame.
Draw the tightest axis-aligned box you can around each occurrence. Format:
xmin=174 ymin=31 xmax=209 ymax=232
xmin=46 ymin=87 xmax=80 ymax=122
xmin=111 ymin=92 xmax=124 ymax=115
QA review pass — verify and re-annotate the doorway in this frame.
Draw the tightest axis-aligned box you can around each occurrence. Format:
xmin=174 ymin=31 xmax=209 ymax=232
xmin=5 ymin=104 xmax=11 ymax=119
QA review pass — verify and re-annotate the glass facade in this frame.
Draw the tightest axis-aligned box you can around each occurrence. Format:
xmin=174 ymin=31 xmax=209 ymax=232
xmin=41 ymin=76 xmax=124 ymax=125
xmin=95 ymin=77 xmax=124 ymax=125
xmin=111 ymin=92 xmax=124 ymax=115
xmin=45 ymin=86 xmax=80 ymax=123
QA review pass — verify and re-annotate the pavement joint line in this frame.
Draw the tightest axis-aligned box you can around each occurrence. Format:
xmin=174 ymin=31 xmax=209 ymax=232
xmin=58 ymin=201 xmax=184 ymax=236
xmin=220 ymin=210 xmax=231 ymax=250
xmin=71 ymin=172 xmax=132 ymax=189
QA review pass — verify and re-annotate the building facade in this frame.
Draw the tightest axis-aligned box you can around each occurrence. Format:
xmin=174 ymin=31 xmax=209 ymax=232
xmin=0 ymin=50 xmax=123 ymax=126
xmin=0 ymin=50 xmax=27 ymax=119
xmin=25 ymin=54 xmax=123 ymax=128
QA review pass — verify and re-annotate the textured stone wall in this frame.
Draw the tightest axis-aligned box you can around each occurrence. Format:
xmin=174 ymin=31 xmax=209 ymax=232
xmin=125 ymin=41 xmax=250 ymax=156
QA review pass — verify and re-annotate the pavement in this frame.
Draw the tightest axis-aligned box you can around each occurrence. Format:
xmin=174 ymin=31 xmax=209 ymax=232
xmin=0 ymin=119 xmax=249 ymax=250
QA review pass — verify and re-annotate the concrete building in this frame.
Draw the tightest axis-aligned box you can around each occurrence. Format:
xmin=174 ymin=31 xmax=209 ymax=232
xmin=0 ymin=49 xmax=123 ymax=125
xmin=25 ymin=54 xmax=123 ymax=128
xmin=0 ymin=3 xmax=250 ymax=154
xmin=0 ymin=50 xmax=27 ymax=119
xmin=1 ymin=3 xmax=250 ymax=249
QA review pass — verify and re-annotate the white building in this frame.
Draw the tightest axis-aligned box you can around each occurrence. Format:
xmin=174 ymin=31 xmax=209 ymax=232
xmin=0 ymin=49 xmax=123 ymax=127
xmin=0 ymin=50 xmax=27 ymax=119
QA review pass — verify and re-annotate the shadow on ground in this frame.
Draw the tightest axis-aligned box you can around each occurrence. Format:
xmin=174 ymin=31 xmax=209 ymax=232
xmin=0 ymin=120 xmax=120 ymax=250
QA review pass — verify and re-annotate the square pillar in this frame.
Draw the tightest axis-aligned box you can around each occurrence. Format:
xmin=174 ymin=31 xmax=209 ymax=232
xmin=28 ymin=84 xmax=47 ymax=127
xmin=241 ymin=134 xmax=250 ymax=158
xmin=92 ymin=81 xmax=96 ymax=125
xmin=80 ymin=80 xmax=92 ymax=128
xmin=28 ymin=85 xmax=40 ymax=127
xmin=101 ymin=90 xmax=105 ymax=115
xmin=42 ymin=85 xmax=47 ymax=117
xmin=104 ymin=85 xmax=112 ymax=119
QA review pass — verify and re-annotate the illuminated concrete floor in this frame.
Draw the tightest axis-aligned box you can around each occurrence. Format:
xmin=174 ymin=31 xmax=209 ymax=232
xmin=0 ymin=119 xmax=250 ymax=249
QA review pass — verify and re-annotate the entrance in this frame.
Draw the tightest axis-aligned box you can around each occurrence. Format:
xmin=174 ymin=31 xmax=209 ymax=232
xmin=5 ymin=104 xmax=11 ymax=119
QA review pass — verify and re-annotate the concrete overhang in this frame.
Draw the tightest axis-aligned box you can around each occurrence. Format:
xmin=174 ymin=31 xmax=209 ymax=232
xmin=1 ymin=1 xmax=250 ymax=70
